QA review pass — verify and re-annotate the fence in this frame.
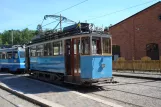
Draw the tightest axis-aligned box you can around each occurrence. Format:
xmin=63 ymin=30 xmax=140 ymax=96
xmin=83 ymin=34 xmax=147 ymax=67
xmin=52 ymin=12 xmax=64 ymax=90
xmin=113 ymin=56 xmax=161 ymax=72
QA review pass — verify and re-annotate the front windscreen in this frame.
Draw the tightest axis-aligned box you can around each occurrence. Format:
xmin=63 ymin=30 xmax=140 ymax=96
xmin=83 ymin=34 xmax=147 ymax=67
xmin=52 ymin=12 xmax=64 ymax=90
xmin=20 ymin=51 xmax=25 ymax=58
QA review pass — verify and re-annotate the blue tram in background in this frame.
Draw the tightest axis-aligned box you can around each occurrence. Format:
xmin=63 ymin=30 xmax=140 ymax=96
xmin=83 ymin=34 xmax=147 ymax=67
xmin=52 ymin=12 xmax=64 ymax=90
xmin=26 ymin=23 xmax=113 ymax=85
xmin=0 ymin=45 xmax=25 ymax=73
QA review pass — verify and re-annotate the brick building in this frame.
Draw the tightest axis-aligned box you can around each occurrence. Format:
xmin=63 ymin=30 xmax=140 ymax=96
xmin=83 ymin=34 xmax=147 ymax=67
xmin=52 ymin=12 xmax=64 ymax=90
xmin=110 ymin=2 xmax=161 ymax=60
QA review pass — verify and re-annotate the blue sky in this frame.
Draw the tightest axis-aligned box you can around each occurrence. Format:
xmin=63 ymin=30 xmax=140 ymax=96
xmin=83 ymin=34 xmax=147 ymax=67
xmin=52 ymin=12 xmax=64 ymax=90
xmin=0 ymin=0 xmax=159 ymax=32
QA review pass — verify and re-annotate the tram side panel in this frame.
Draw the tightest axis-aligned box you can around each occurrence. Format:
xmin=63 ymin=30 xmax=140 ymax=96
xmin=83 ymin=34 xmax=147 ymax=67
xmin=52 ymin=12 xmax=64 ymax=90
xmin=17 ymin=51 xmax=25 ymax=72
xmin=80 ymin=55 xmax=112 ymax=82
xmin=0 ymin=58 xmax=8 ymax=71
xmin=30 ymin=56 xmax=65 ymax=74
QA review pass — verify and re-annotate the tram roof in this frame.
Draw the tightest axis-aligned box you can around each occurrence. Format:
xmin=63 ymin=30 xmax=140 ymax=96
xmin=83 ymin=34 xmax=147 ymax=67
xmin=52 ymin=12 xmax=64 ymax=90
xmin=0 ymin=47 xmax=25 ymax=52
xmin=27 ymin=32 xmax=111 ymax=47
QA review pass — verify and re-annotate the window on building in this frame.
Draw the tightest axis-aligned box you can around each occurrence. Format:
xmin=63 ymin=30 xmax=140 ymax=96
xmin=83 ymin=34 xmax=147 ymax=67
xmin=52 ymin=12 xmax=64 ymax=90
xmin=81 ymin=37 xmax=90 ymax=55
xmin=30 ymin=46 xmax=36 ymax=57
xmin=53 ymin=41 xmax=62 ymax=56
xmin=146 ymin=43 xmax=159 ymax=60
xmin=102 ymin=38 xmax=111 ymax=55
xmin=36 ymin=44 xmax=44 ymax=56
xmin=92 ymin=37 xmax=102 ymax=55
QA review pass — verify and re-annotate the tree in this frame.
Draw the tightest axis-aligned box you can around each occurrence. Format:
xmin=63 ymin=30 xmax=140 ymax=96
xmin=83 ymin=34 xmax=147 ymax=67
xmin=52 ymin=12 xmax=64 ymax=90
xmin=0 ymin=29 xmax=36 ymax=45
xmin=5 ymin=41 xmax=8 ymax=45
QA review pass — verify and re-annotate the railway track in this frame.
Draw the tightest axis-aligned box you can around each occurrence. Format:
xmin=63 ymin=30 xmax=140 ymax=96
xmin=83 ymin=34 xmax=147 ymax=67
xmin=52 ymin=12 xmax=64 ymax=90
xmin=10 ymin=73 xmax=161 ymax=107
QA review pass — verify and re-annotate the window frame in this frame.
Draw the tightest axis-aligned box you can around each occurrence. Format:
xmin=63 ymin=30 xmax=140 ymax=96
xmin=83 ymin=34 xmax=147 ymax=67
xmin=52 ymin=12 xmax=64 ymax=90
xmin=81 ymin=36 xmax=90 ymax=55
xmin=102 ymin=37 xmax=112 ymax=55
xmin=30 ymin=46 xmax=37 ymax=57
xmin=6 ymin=52 xmax=13 ymax=59
xmin=53 ymin=41 xmax=63 ymax=56
xmin=36 ymin=44 xmax=44 ymax=57
xmin=91 ymin=36 xmax=102 ymax=55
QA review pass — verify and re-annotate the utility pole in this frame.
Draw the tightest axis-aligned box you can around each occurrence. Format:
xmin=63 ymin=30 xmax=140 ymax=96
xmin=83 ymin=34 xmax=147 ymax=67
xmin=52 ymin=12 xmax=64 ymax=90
xmin=60 ymin=14 xmax=62 ymax=31
xmin=11 ymin=30 xmax=13 ymax=45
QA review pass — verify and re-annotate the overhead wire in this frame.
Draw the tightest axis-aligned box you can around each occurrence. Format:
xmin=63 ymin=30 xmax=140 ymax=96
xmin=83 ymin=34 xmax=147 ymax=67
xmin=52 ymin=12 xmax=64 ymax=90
xmin=14 ymin=0 xmax=88 ymax=30
xmin=1 ymin=0 xmax=158 ymax=32
xmin=87 ymin=0 xmax=158 ymax=22
xmin=41 ymin=0 xmax=89 ymax=27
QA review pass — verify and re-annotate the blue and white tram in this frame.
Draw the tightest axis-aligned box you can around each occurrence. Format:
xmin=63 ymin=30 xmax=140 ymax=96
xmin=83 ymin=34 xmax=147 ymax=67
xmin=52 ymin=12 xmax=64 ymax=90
xmin=26 ymin=23 xmax=113 ymax=85
xmin=0 ymin=45 xmax=25 ymax=73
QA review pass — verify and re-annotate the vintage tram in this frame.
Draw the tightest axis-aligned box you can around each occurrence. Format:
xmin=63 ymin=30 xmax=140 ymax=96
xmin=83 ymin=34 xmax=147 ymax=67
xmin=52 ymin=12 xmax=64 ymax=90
xmin=0 ymin=45 xmax=25 ymax=73
xmin=25 ymin=23 xmax=113 ymax=85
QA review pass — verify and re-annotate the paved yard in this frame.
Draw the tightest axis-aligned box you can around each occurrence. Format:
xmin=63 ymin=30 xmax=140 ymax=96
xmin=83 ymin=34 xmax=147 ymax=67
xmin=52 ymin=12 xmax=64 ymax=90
xmin=83 ymin=76 xmax=161 ymax=107
xmin=0 ymin=87 xmax=39 ymax=107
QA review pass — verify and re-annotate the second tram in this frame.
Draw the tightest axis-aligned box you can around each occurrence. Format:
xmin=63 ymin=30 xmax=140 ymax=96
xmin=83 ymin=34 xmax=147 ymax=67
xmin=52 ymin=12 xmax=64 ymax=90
xmin=0 ymin=45 xmax=25 ymax=73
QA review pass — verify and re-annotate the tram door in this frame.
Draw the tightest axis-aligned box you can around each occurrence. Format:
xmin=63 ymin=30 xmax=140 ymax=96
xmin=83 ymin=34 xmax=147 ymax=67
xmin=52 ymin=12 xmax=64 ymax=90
xmin=65 ymin=39 xmax=71 ymax=75
xmin=25 ymin=47 xmax=30 ymax=73
xmin=65 ymin=38 xmax=80 ymax=83
xmin=72 ymin=38 xmax=80 ymax=77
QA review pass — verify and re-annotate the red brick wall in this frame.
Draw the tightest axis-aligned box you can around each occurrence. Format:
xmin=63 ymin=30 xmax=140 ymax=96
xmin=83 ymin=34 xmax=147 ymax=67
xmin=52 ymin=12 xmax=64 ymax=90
xmin=110 ymin=3 xmax=161 ymax=60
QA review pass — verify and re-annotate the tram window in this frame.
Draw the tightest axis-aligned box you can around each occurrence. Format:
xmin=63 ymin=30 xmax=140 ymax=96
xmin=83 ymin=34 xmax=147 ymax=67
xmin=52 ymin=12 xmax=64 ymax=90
xmin=30 ymin=46 xmax=36 ymax=57
xmin=44 ymin=43 xmax=52 ymax=56
xmin=102 ymin=38 xmax=111 ymax=54
xmin=36 ymin=44 xmax=43 ymax=56
xmin=44 ymin=44 xmax=48 ymax=56
xmin=60 ymin=41 xmax=63 ymax=55
xmin=74 ymin=40 xmax=80 ymax=54
xmin=13 ymin=52 xmax=18 ymax=59
xmin=2 ymin=52 xmax=6 ymax=59
xmin=0 ymin=53 xmax=1 ymax=59
xmin=92 ymin=37 xmax=102 ymax=55
xmin=74 ymin=40 xmax=77 ymax=54
xmin=47 ymin=43 xmax=52 ymax=56
xmin=81 ymin=37 xmax=90 ymax=55
xmin=53 ymin=41 xmax=62 ymax=56
xmin=20 ymin=51 xmax=25 ymax=58
xmin=7 ymin=52 xmax=12 ymax=59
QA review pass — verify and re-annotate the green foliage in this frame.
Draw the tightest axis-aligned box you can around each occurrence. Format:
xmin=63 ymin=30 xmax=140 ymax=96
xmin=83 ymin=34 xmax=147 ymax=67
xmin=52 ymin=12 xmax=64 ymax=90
xmin=0 ymin=28 xmax=36 ymax=45
xmin=5 ymin=41 xmax=8 ymax=45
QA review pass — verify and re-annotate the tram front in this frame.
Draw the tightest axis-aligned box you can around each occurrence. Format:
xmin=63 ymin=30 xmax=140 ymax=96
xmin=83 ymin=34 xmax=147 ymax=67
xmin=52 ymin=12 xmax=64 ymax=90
xmin=79 ymin=33 xmax=113 ymax=85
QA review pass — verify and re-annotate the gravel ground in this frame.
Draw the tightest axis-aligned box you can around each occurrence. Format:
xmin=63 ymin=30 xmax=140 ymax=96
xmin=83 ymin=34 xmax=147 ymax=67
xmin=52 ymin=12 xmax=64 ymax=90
xmin=84 ymin=77 xmax=161 ymax=107
xmin=0 ymin=87 xmax=39 ymax=107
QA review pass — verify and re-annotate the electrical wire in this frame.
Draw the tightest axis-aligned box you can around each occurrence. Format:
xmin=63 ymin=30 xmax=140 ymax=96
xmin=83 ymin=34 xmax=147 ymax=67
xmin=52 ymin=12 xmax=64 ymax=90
xmin=41 ymin=0 xmax=88 ymax=27
xmin=87 ymin=0 xmax=158 ymax=21
xmin=54 ymin=0 xmax=88 ymax=14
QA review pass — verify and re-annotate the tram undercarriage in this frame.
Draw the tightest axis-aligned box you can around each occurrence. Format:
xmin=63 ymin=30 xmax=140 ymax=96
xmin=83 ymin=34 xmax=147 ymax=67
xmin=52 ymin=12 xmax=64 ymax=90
xmin=29 ymin=70 xmax=114 ymax=86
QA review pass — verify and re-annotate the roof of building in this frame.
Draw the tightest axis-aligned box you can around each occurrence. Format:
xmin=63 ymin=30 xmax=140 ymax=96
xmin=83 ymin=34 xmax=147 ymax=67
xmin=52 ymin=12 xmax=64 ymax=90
xmin=110 ymin=1 xmax=161 ymax=28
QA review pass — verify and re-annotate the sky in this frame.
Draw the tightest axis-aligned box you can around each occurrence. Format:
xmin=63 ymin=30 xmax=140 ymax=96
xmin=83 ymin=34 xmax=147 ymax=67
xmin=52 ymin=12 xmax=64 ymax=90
xmin=0 ymin=0 xmax=160 ymax=32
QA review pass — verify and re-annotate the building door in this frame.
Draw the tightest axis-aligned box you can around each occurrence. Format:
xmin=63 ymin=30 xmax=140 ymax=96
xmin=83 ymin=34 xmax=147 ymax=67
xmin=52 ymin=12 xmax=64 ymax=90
xmin=146 ymin=43 xmax=159 ymax=60
xmin=112 ymin=45 xmax=120 ymax=61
